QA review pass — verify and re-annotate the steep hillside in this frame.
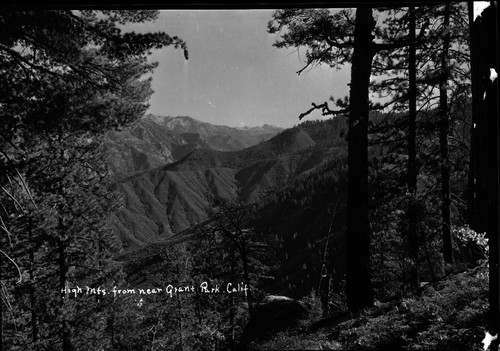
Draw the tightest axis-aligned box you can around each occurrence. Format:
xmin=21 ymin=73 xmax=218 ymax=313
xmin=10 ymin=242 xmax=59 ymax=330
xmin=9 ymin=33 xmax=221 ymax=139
xmin=113 ymin=167 xmax=238 ymax=248
xmin=103 ymin=115 xmax=282 ymax=174
xmin=228 ymin=143 xmax=348 ymax=300
xmin=113 ymin=117 xmax=350 ymax=304
xmin=113 ymin=119 xmax=347 ymax=250
xmin=163 ymin=123 xmax=332 ymax=172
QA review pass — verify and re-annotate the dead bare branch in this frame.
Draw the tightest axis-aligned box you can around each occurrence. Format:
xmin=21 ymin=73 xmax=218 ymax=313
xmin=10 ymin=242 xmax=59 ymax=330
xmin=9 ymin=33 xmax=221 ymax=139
xmin=0 ymin=249 xmax=23 ymax=284
xmin=299 ymin=102 xmax=349 ymax=120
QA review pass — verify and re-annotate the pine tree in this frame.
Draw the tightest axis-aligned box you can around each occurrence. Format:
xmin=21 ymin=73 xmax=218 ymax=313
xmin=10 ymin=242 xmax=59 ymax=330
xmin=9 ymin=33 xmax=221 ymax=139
xmin=407 ymin=6 xmax=420 ymax=289
xmin=0 ymin=10 xmax=187 ymax=349
xmin=267 ymin=7 xmax=435 ymax=310
xmin=439 ymin=3 xmax=454 ymax=270
xmin=469 ymin=3 xmax=499 ymax=349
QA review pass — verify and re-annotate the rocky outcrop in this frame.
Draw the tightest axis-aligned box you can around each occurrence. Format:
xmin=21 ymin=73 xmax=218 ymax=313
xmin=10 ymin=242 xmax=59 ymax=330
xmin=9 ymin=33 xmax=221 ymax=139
xmin=242 ymin=296 xmax=310 ymax=341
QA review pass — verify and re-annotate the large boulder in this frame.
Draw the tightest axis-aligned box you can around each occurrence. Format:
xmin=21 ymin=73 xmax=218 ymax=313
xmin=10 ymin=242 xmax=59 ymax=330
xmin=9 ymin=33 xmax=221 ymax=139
xmin=242 ymin=295 xmax=310 ymax=341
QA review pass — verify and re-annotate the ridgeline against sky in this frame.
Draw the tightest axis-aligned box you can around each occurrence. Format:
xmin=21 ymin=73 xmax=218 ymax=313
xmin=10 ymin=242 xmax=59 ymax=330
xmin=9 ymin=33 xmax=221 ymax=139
xmin=124 ymin=10 xmax=350 ymax=128
xmin=125 ymin=5 xmax=490 ymax=129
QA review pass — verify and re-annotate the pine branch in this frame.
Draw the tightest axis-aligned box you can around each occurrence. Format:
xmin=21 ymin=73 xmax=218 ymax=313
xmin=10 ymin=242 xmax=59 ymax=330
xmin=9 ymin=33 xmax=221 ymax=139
xmin=373 ymin=18 xmax=430 ymax=52
xmin=296 ymin=46 xmax=333 ymax=75
xmin=0 ymin=43 xmax=68 ymax=81
xmin=299 ymin=102 xmax=349 ymax=121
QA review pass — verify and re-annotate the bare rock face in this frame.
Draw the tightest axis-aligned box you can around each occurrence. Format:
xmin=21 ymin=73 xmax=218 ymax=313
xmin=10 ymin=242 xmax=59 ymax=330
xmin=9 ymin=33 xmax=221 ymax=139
xmin=242 ymin=296 xmax=310 ymax=341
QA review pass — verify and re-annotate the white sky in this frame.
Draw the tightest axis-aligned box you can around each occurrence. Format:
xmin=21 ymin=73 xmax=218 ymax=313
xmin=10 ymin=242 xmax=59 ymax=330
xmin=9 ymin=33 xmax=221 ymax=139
xmin=126 ymin=4 xmax=484 ymax=128
xmin=474 ymin=1 xmax=490 ymax=20
xmin=126 ymin=10 xmax=350 ymax=128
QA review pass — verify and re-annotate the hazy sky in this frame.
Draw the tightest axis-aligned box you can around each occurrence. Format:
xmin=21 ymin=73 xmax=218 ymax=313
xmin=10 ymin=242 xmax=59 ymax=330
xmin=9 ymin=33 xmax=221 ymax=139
xmin=126 ymin=4 xmax=489 ymax=129
xmin=126 ymin=10 xmax=350 ymax=128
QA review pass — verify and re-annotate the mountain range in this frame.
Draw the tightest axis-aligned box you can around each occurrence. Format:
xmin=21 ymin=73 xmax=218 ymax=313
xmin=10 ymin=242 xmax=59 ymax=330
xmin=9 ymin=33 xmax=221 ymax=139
xmin=103 ymin=114 xmax=282 ymax=174
xmin=107 ymin=114 xmax=349 ymax=297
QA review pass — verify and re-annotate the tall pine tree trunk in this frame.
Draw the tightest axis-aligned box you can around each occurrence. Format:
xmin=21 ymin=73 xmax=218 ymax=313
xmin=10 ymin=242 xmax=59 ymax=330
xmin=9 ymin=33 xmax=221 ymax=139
xmin=480 ymin=6 xmax=499 ymax=349
xmin=318 ymin=205 xmax=336 ymax=316
xmin=487 ymin=80 xmax=499 ymax=349
xmin=345 ymin=7 xmax=375 ymax=312
xmin=467 ymin=1 xmax=481 ymax=232
xmin=408 ymin=6 xmax=420 ymax=289
xmin=28 ymin=214 xmax=38 ymax=343
xmin=471 ymin=4 xmax=499 ymax=347
xmin=483 ymin=21 xmax=499 ymax=351
xmin=59 ymin=222 xmax=71 ymax=351
xmin=439 ymin=3 xmax=454 ymax=271
xmin=0 ymin=265 xmax=3 ymax=351
xmin=240 ymin=247 xmax=253 ymax=316
xmin=228 ymin=248 xmax=236 ymax=351
xmin=57 ymin=131 xmax=72 ymax=351
xmin=177 ymin=296 xmax=184 ymax=351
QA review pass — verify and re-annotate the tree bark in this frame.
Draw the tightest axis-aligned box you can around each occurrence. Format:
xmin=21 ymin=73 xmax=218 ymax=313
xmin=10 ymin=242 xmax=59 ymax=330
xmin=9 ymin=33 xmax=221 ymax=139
xmin=177 ymin=296 xmax=184 ymax=351
xmin=228 ymin=248 xmax=236 ymax=351
xmin=484 ymin=45 xmax=499 ymax=351
xmin=59 ymin=233 xmax=72 ymax=351
xmin=0 ymin=263 xmax=3 ymax=351
xmin=240 ymin=246 xmax=254 ymax=316
xmin=466 ymin=1 xmax=481 ymax=232
xmin=57 ymin=131 xmax=72 ymax=351
xmin=439 ymin=3 xmax=454 ymax=270
xmin=318 ymin=207 xmax=335 ymax=316
xmin=345 ymin=7 xmax=375 ymax=312
xmin=408 ymin=6 xmax=420 ymax=290
xmin=472 ymin=4 xmax=499 ymax=348
xmin=28 ymin=214 xmax=38 ymax=343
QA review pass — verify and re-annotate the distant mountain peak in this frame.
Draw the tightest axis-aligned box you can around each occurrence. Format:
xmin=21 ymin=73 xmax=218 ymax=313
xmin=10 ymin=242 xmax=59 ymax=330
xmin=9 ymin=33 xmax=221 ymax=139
xmin=144 ymin=114 xmax=282 ymax=132
xmin=110 ymin=117 xmax=348 ymax=251
xmin=105 ymin=114 xmax=283 ymax=175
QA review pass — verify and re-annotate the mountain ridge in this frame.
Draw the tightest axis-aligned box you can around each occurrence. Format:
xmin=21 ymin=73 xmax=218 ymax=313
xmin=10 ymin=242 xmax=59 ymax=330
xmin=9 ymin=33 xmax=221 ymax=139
xmin=103 ymin=114 xmax=283 ymax=174
xmin=111 ymin=117 xmax=348 ymax=251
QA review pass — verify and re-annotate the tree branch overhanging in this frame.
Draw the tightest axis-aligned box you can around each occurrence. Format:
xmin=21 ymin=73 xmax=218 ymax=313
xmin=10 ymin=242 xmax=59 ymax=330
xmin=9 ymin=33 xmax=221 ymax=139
xmin=296 ymin=45 xmax=333 ymax=75
xmin=298 ymin=102 xmax=349 ymax=121
xmin=0 ymin=44 xmax=68 ymax=81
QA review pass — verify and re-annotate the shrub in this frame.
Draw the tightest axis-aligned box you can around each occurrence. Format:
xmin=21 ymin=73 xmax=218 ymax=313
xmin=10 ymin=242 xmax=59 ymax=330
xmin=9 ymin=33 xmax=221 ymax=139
xmin=250 ymin=331 xmax=342 ymax=350
xmin=453 ymin=225 xmax=488 ymax=262
xmin=335 ymin=265 xmax=488 ymax=350
xmin=300 ymin=290 xmax=323 ymax=323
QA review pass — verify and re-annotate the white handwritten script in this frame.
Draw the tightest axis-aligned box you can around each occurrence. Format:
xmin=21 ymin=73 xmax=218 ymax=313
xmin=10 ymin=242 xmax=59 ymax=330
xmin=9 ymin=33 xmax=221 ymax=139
xmin=61 ymin=281 xmax=249 ymax=298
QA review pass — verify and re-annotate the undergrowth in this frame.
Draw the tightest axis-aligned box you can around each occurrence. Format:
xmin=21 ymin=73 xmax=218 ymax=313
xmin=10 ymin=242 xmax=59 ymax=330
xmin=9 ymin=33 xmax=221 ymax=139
xmin=250 ymin=264 xmax=488 ymax=350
